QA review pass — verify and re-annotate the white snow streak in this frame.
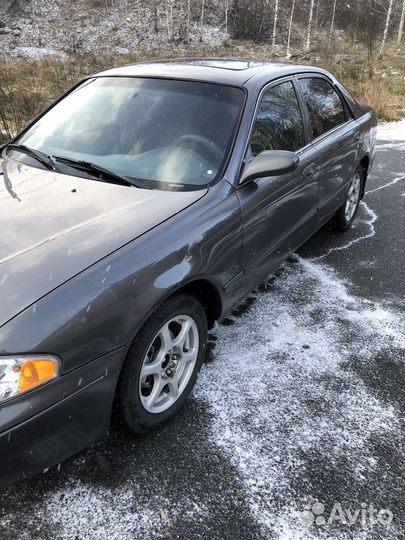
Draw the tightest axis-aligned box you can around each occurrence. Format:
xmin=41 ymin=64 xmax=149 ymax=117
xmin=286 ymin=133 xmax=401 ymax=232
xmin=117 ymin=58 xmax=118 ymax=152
xmin=313 ymin=201 xmax=377 ymax=260
xmin=366 ymin=173 xmax=405 ymax=195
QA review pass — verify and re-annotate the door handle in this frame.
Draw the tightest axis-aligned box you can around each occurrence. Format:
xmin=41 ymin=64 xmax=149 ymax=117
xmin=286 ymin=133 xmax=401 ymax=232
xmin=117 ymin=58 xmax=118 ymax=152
xmin=303 ymin=163 xmax=319 ymax=178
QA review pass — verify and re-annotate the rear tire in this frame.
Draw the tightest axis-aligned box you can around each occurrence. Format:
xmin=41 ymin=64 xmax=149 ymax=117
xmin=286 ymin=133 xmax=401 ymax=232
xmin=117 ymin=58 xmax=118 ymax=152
xmin=117 ymin=294 xmax=207 ymax=434
xmin=331 ymin=166 xmax=363 ymax=232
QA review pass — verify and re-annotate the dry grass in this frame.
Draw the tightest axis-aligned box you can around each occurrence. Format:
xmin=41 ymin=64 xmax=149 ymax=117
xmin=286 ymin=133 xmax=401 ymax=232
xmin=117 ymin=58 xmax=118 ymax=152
xmin=0 ymin=39 xmax=403 ymax=142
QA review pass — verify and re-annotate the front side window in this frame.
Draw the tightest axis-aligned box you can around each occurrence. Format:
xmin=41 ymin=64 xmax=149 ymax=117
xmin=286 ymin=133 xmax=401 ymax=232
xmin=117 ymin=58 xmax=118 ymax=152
xmin=298 ymin=77 xmax=347 ymax=139
xmin=17 ymin=77 xmax=245 ymax=190
xmin=249 ymin=80 xmax=305 ymax=157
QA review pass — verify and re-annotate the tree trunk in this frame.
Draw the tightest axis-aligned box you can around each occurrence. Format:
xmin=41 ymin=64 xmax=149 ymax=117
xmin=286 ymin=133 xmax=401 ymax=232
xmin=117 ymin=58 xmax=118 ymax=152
xmin=397 ymin=0 xmax=405 ymax=46
xmin=165 ymin=0 xmax=172 ymax=40
xmin=379 ymin=0 xmax=394 ymax=58
xmin=305 ymin=0 xmax=315 ymax=51
xmin=272 ymin=0 xmax=279 ymax=52
xmin=315 ymin=0 xmax=320 ymax=28
xmin=153 ymin=0 xmax=159 ymax=33
xmin=225 ymin=0 xmax=229 ymax=34
xmin=185 ymin=0 xmax=190 ymax=38
xmin=200 ymin=0 xmax=205 ymax=40
xmin=286 ymin=0 xmax=296 ymax=57
xmin=329 ymin=0 xmax=337 ymax=38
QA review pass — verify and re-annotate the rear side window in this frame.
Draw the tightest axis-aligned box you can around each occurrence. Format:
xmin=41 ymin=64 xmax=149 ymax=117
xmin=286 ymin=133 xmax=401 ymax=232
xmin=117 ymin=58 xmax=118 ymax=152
xmin=298 ymin=77 xmax=346 ymax=139
xmin=250 ymin=80 xmax=305 ymax=157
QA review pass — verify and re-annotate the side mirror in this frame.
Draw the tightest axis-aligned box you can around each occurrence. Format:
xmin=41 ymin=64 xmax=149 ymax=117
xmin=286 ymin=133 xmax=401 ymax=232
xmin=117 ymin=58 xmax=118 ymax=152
xmin=240 ymin=150 xmax=299 ymax=184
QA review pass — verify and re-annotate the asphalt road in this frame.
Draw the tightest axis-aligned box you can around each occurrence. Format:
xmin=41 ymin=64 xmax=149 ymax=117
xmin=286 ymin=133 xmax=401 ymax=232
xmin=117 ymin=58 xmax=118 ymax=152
xmin=1 ymin=124 xmax=404 ymax=540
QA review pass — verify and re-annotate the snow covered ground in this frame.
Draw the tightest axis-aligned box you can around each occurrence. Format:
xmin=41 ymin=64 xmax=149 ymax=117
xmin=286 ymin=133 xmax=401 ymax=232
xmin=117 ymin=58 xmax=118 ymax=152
xmin=0 ymin=121 xmax=404 ymax=540
xmin=194 ymin=120 xmax=404 ymax=539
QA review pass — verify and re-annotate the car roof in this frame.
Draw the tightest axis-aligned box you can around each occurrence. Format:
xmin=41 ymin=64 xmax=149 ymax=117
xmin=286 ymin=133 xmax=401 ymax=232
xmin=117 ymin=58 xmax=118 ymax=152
xmin=93 ymin=59 xmax=333 ymax=87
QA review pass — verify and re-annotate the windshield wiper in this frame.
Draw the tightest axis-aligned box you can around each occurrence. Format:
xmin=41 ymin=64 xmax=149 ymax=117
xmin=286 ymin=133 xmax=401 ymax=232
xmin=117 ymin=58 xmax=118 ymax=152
xmin=4 ymin=143 xmax=58 ymax=171
xmin=52 ymin=155 xmax=142 ymax=188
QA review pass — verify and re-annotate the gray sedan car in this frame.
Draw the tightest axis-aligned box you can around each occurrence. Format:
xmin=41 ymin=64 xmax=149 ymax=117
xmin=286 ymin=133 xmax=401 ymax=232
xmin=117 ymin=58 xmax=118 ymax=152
xmin=0 ymin=60 xmax=376 ymax=485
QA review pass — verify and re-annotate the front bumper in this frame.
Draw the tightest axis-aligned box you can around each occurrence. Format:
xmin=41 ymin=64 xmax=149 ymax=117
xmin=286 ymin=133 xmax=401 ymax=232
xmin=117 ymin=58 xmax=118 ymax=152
xmin=0 ymin=347 xmax=124 ymax=487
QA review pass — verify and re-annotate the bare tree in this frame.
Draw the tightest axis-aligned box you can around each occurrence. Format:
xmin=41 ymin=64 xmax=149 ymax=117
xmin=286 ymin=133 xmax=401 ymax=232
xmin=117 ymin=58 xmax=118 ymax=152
xmin=397 ymin=0 xmax=405 ymax=45
xmin=305 ymin=0 xmax=316 ymax=51
xmin=272 ymin=0 xmax=279 ymax=51
xmin=224 ymin=0 xmax=229 ymax=34
xmin=379 ymin=0 xmax=394 ymax=57
xmin=286 ymin=0 xmax=296 ymax=57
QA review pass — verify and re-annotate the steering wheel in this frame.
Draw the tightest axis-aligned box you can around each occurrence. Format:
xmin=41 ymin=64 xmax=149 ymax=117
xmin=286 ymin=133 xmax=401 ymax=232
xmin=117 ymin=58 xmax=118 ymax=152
xmin=172 ymin=134 xmax=223 ymax=163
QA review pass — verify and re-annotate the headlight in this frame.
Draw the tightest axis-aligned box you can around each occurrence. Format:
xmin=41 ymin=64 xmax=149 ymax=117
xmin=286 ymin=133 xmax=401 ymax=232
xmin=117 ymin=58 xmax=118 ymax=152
xmin=0 ymin=355 xmax=60 ymax=402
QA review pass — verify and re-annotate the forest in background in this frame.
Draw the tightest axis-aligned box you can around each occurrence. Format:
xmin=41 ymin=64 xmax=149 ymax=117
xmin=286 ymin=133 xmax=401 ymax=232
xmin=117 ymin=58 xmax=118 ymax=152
xmin=0 ymin=0 xmax=404 ymax=141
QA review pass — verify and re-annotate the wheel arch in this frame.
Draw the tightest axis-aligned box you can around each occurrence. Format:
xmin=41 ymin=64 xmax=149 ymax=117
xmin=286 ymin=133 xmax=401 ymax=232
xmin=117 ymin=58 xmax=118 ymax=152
xmin=120 ymin=276 xmax=223 ymax=362
xmin=174 ymin=278 xmax=223 ymax=330
xmin=111 ymin=276 xmax=223 ymax=423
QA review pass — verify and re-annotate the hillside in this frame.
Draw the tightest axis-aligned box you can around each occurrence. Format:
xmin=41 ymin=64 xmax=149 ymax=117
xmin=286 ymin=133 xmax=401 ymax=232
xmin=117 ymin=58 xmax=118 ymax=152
xmin=0 ymin=0 xmax=404 ymax=141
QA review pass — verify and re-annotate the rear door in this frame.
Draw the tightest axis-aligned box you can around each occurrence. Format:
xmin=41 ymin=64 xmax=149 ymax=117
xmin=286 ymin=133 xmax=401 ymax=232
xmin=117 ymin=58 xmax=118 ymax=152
xmin=296 ymin=75 xmax=359 ymax=223
xmin=236 ymin=78 xmax=320 ymax=285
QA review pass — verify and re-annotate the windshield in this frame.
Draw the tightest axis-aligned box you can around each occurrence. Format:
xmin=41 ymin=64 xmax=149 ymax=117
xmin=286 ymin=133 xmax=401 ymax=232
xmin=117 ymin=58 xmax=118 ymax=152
xmin=17 ymin=77 xmax=245 ymax=190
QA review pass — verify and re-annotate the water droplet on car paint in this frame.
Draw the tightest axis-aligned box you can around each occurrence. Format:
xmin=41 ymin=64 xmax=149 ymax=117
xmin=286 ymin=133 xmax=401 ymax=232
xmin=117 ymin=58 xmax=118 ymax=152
xmin=0 ymin=274 xmax=7 ymax=285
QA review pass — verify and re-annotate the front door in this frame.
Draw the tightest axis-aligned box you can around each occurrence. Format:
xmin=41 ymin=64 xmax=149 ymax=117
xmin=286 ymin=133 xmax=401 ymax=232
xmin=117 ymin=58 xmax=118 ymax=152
xmin=235 ymin=79 xmax=319 ymax=285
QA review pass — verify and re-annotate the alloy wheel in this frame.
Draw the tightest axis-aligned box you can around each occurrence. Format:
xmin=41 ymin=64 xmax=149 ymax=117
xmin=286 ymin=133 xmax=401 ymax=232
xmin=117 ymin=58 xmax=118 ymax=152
xmin=139 ymin=315 xmax=199 ymax=413
xmin=344 ymin=172 xmax=361 ymax=223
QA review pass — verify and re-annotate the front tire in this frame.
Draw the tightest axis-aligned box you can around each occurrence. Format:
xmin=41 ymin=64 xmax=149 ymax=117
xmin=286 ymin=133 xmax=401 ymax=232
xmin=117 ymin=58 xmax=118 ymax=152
xmin=331 ymin=166 xmax=363 ymax=232
xmin=117 ymin=294 xmax=207 ymax=433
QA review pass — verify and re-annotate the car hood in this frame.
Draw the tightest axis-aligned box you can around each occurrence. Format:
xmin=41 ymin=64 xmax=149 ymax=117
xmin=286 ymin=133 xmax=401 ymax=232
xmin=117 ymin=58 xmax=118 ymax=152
xmin=0 ymin=159 xmax=207 ymax=327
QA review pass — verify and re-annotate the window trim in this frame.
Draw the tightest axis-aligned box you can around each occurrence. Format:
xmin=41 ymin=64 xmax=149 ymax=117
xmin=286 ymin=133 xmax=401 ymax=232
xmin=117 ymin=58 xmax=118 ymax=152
xmin=294 ymin=73 xmax=354 ymax=144
xmin=237 ymin=76 xmax=309 ymax=187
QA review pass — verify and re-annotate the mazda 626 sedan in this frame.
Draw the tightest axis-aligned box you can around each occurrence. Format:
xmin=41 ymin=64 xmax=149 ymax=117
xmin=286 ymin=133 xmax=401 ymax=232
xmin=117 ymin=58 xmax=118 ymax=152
xmin=0 ymin=59 xmax=376 ymax=485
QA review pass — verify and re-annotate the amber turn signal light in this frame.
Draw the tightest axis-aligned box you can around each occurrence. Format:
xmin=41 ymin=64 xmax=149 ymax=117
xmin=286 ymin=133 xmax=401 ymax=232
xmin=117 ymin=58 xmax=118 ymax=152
xmin=18 ymin=359 xmax=59 ymax=393
xmin=0 ymin=355 xmax=60 ymax=402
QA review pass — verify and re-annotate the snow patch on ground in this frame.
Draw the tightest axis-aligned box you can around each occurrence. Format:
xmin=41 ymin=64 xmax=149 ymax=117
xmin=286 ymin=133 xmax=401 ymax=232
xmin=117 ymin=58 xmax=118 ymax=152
xmin=195 ymin=256 xmax=404 ymax=539
xmin=376 ymin=119 xmax=405 ymax=142
xmin=376 ymin=119 xmax=405 ymax=151
xmin=8 ymin=478 xmax=208 ymax=540
xmin=11 ymin=46 xmax=68 ymax=59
